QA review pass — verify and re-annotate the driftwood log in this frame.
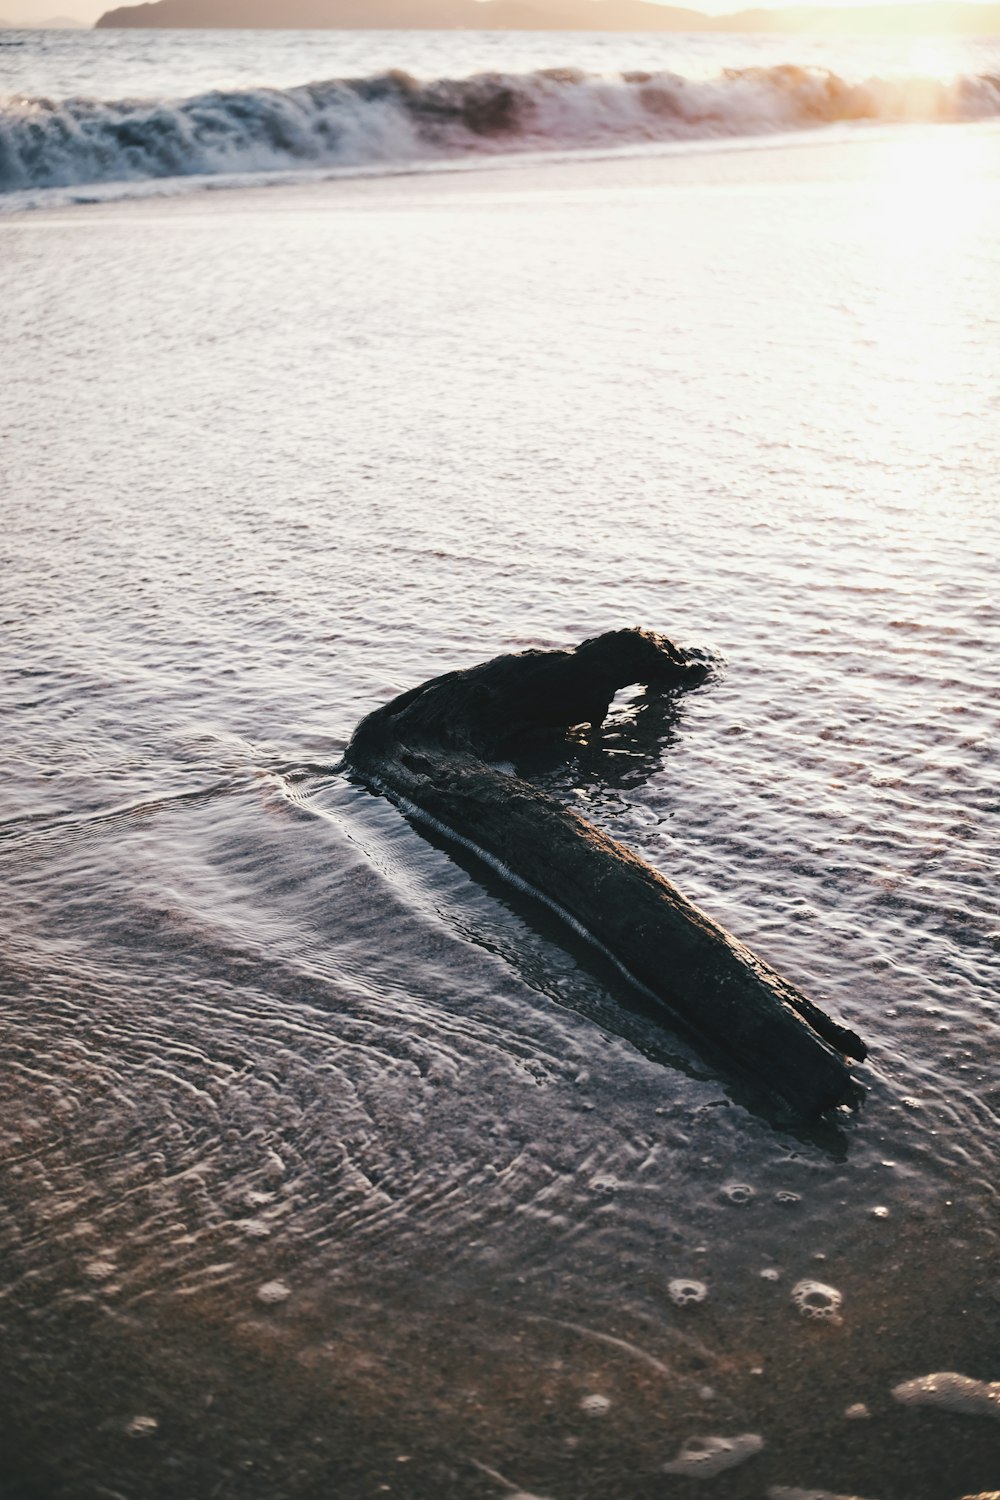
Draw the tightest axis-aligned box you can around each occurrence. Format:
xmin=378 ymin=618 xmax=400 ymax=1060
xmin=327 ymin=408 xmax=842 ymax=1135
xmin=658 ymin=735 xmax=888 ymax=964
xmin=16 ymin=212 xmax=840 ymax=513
xmin=346 ymin=629 xmax=867 ymax=1118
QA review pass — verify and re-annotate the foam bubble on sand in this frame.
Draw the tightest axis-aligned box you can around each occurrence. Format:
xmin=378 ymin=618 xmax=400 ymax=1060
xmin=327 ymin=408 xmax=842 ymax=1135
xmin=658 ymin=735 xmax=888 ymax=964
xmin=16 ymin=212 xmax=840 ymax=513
xmin=768 ymin=1488 xmax=879 ymax=1499
xmin=664 ymin=1433 xmax=764 ymax=1478
xmin=891 ymin=1372 xmax=1000 ymax=1419
xmin=256 ymin=1279 xmax=292 ymax=1305
xmin=125 ymin=1415 xmax=159 ymax=1438
xmin=668 ymin=1278 xmax=708 ymax=1306
xmin=579 ymin=1394 xmax=611 ymax=1417
xmin=791 ymin=1280 xmax=843 ymax=1322
xmin=722 ymin=1183 xmax=755 ymax=1206
xmin=82 ymin=1258 xmax=116 ymax=1280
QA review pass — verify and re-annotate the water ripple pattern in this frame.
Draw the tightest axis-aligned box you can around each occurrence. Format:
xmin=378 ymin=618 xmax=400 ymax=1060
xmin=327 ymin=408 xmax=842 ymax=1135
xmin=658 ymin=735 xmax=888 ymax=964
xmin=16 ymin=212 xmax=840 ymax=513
xmin=1 ymin=123 xmax=998 ymax=1498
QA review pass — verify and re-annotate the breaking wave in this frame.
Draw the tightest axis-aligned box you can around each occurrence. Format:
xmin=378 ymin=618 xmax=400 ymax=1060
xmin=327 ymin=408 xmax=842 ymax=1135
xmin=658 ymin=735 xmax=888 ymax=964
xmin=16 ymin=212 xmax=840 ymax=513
xmin=3 ymin=63 xmax=1000 ymax=196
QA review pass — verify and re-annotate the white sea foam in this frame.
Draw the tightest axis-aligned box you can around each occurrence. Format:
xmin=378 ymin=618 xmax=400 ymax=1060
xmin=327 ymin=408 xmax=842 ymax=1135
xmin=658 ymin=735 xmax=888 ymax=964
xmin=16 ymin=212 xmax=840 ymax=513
xmin=579 ymin=1393 xmax=611 ymax=1417
xmin=791 ymin=1280 xmax=843 ymax=1322
xmin=668 ymin=1277 xmax=708 ymax=1305
xmin=664 ymin=1432 xmax=764 ymax=1478
xmin=722 ymin=1182 xmax=755 ymax=1205
xmin=891 ymin=1372 xmax=1000 ymax=1419
xmin=256 ymin=1279 xmax=292 ymax=1305
xmin=2 ymin=64 xmax=999 ymax=198
xmin=768 ymin=1488 xmax=879 ymax=1500
xmin=125 ymin=1415 xmax=159 ymax=1438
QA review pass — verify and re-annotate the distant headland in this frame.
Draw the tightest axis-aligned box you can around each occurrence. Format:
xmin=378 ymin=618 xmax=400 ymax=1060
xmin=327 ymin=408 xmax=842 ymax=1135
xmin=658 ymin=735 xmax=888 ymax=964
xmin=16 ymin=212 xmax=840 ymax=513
xmin=93 ymin=0 xmax=1000 ymax=35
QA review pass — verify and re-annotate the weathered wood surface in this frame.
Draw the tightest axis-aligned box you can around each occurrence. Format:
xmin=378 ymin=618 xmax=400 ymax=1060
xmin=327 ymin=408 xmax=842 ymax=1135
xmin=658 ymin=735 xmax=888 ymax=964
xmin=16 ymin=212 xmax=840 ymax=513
xmin=346 ymin=629 xmax=867 ymax=1118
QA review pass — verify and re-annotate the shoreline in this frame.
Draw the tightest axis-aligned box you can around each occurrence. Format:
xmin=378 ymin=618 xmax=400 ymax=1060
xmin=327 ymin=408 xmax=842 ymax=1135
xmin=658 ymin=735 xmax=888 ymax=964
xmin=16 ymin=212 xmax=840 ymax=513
xmin=2 ymin=115 xmax=999 ymax=222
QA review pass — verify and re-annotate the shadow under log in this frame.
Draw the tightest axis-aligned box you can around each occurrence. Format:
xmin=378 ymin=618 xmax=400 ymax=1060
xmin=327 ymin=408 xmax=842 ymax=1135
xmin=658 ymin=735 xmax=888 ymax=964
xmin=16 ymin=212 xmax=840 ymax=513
xmin=345 ymin=629 xmax=867 ymax=1119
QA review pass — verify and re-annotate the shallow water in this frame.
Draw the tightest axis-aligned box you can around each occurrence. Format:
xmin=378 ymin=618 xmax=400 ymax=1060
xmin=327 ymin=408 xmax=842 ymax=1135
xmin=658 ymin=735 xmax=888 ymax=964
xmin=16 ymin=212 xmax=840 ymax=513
xmin=1 ymin=127 xmax=999 ymax=1499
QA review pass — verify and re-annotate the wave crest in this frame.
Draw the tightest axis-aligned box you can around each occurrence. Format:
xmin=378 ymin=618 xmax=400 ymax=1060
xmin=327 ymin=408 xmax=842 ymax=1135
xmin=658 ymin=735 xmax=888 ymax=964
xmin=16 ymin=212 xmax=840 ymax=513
xmin=2 ymin=64 xmax=999 ymax=195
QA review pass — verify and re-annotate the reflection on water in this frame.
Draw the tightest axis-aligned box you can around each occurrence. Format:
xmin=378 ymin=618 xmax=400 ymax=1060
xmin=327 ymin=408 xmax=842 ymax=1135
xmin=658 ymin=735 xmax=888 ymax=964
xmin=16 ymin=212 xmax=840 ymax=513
xmin=514 ymin=679 xmax=698 ymax=791
xmin=1 ymin=129 xmax=999 ymax=1498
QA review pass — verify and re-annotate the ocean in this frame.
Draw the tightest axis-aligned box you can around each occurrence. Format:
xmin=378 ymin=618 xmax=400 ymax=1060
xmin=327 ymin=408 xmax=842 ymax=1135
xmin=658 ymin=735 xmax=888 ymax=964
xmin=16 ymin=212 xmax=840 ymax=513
xmin=2 ymin=23 xmax=999 ymax=1500
xmin=2 ymin=27 xmax=1000 ymax=205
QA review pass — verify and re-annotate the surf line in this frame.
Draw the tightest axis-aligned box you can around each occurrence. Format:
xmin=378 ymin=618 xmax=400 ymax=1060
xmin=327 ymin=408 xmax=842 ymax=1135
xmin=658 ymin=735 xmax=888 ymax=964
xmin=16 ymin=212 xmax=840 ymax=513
xmin=345 ymin=628 xmax=867 ymax=1119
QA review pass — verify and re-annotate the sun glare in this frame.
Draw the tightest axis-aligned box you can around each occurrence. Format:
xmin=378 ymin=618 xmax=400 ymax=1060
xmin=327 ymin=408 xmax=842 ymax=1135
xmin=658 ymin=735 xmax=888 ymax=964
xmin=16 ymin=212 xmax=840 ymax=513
xmin=874 ymin=124 xmax=994 ymax=246
xmin=901 ymin=38 xmax=971 ymax=82
xmin=858 ymin=123 xmax=997 ymax=520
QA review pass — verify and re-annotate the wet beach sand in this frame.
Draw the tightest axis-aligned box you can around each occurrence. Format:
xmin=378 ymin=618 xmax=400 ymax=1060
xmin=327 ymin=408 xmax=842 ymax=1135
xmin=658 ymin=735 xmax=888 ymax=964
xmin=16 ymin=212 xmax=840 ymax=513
xmin=2 ymin=128 xmax=999 ymax=1499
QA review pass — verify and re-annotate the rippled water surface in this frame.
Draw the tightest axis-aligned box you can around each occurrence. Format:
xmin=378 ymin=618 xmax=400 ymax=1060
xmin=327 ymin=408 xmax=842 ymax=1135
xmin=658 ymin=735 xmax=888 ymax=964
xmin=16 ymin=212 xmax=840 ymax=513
xmin=7 ymin=27 xmax=1000 ymax=100
xmin=2 ymin=128 xmax=999 ymax=1499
